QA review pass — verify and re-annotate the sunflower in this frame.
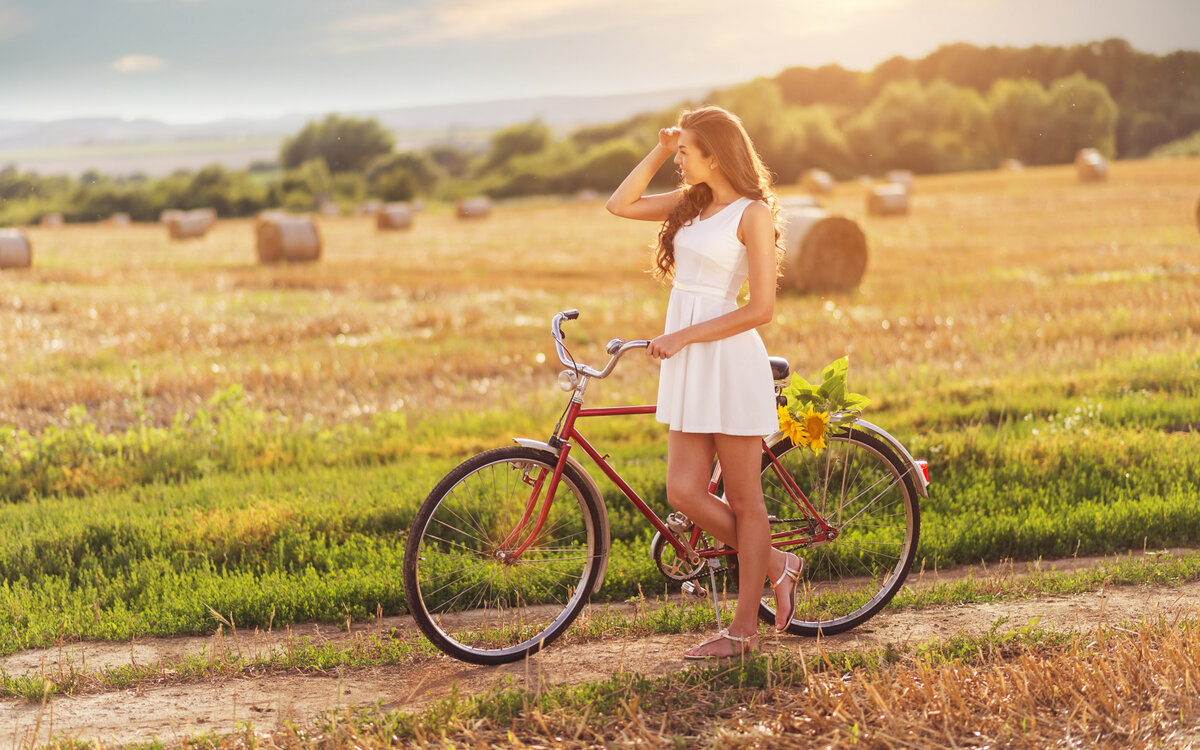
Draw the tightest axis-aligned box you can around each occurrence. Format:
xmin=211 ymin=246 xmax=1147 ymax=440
xmin=799 ymin=402 xmax=830 ymax=454
xmin=778 ymin=404 xmax=808 ymax=447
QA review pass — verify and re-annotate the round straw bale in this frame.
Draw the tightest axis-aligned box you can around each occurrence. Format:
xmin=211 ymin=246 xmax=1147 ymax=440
xmin=356 ymin=200 xmax=383 ymax=216
xmin=256 ymin=214 xmax=321 ymax=264
xmin=456 ymin=196 xmax=492 ymax=219
xmin=40 ymin=213 xmax=63 ymax=228
xmin=999 ymin=158 xmax=1024 ymax=172
xmin=885 ymin=170 xmax=914 ymax=190
xmin=168 ymin=212 xmax=212 ymax=240
xmin=191 ymin=207 xmax=218 ymax=229
xmin=867 ymin=184 xmax=909 ymax=216
xmin=0 ymin=229 xmax=32 ymax=269
xmin=255 ymin=210 xmax=289 ymax=233
xmin=1075 ymin=148 xmax=1108 ymax=181
xmin=160 ymin=209 xmax=185 ymax=224
xmin=779 ymin=194 xmax=822 ymax=210
xmin=799 ymin=168 xmax=834 ymax=194
xmin=779 ymin=207 xmax=867 ymax=293
xmin=107 ymin=213 xmax=131 ymax=226
xmin=376 ymin=202 xmax=414 ymax=230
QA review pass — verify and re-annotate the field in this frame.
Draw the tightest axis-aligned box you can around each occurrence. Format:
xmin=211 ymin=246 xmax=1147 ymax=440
xmin=1 ymin=156 xmax=1200 ymax=747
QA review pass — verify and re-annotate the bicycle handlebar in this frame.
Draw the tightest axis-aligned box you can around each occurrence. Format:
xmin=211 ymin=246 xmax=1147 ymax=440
xmin=552 ymin=309 xmax=649 ymax=379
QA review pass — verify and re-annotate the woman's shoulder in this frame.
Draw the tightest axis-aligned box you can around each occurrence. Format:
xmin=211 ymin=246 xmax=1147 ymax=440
xmin=738 ymin=198 xmax=772 ymax=222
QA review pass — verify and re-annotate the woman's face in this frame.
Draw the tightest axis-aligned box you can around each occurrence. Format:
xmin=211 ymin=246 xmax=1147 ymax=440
xmin=674 ymin=129 xmax=714 ymax=186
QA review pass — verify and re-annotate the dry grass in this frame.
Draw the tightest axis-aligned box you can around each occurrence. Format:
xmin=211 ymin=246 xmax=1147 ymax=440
xmin=1 ymin=158 xmax=1197 ymax=434
xmin=170 ymin=614 xmax=1200 ymax=749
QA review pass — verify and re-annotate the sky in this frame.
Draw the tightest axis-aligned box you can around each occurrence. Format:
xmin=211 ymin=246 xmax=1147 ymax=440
xmin=1 ymin=0 xmax=1198 ymax=124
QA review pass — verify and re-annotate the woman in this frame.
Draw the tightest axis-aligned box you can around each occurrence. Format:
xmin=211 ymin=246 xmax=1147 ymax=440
xmin=605 ymin=106 xmax=802 ymax=659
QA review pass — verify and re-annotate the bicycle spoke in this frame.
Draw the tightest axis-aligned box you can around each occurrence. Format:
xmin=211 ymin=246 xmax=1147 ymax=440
xmin=754 ymin=430 xmax=918 ymax=635
xmin=405 ymin=448 xmax=600 ymax=664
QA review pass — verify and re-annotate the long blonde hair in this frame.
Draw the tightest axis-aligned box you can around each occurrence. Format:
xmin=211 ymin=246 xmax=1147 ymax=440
xmin=654 ymin=106 xmax=782 ymax=281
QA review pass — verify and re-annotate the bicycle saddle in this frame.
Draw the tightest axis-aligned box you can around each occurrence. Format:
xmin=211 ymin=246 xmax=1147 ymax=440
xmin=769 ymin=356 xmax=790 ymax=381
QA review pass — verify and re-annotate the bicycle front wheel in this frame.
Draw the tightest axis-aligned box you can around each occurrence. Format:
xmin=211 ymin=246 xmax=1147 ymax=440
xmin=403 ymin=446 xmax=604 ymax=664
xmin=757 ymin=428 xmax=920 ymax=636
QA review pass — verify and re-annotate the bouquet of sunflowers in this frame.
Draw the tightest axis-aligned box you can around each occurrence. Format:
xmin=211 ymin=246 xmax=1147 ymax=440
xmin=777 ymin=357 xmax=870 ymax=454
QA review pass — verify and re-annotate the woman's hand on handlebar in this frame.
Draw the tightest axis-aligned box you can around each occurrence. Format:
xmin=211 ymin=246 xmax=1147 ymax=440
xmin=646 ymin=331 xmax=686 ymax=360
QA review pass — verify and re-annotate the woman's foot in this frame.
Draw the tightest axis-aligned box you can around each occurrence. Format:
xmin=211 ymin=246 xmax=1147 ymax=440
xmin=770 ymin=552 xmax=804 ymax=632
xmin=683 ymin=629 xmax=759 ymax=660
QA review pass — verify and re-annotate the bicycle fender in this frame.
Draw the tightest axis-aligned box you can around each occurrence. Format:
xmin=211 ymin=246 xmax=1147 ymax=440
xmin=850 ymin=420 xmax=929 ymax=498
xmin=764 ymin=424 xmax=929 ymax=498
xmin=512 ymin=438 xmax=612 ymax=594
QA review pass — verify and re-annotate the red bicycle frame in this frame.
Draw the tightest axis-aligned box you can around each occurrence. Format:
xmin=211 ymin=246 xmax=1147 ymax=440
xmin=501 ymin=399 xmax=838 ymax=562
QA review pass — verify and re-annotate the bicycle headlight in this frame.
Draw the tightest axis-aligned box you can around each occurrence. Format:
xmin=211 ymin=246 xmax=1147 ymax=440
xmin=557 ymin=369 xmax=579 ymax=392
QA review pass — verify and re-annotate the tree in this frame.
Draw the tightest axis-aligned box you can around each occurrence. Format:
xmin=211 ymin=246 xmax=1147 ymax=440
xmin=366 ymin=152 xmax=441 ymax=202
xmin=480 ymin=120 xmax=552 ymax=174
xmin=1127 ymin=112 xmax=1175 ymax=156
xmin=776 ymin=64 xmax=866 ymax=108
xmin=280 ymin=114 xmax=395 ymax=173
xmin=989 ymin=78 xmax=1054 ymax=164
xmin=1046 ymin=73 xmax=1118 ymax=160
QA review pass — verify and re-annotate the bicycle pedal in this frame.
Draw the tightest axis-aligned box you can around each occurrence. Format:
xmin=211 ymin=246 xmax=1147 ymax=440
xmin=666 ymin=512 xmax=692 ymax=536
xmin=681 ymin=581 xmax=708 ymax=600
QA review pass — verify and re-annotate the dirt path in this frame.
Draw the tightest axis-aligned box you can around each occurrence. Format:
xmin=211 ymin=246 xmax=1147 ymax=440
xmin=4 ymin=559 xmax=1200 ymax=748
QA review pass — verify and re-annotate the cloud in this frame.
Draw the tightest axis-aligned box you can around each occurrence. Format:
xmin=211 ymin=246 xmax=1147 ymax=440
xmin=110 ymin=54 xmax=168 ymax=73
xmin=324 ymin=0 xmax=694 ymax=52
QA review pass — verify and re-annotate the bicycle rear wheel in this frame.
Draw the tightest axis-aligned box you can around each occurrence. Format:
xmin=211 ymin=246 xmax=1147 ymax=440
xmin=756 ymin=428 xmax=920 ymax=636
xmin=403 ymin=446 xmax=604 ymax=664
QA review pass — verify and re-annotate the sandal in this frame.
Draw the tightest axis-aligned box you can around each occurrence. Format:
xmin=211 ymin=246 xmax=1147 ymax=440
xmin=683 ymin=629 xmax=758 ymax=660
xmin=771 ymin=552 xmax=804 ymax=633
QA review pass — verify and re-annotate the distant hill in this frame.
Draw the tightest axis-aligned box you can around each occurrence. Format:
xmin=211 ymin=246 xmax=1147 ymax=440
xmin=1 ymin=86 xmax=712 ymax=150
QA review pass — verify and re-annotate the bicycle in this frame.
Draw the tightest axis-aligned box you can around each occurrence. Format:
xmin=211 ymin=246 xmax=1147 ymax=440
xmin=403 ymin=309 xmax=930 ymax=665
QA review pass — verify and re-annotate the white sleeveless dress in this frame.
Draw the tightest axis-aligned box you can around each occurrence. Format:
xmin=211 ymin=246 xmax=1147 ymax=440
xmin=656 ymin=196 xmax=778 ymax=436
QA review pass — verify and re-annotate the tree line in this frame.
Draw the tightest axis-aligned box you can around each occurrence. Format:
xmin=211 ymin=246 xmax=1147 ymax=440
xmin=1 ymin=38 xmax=1196 ymax=225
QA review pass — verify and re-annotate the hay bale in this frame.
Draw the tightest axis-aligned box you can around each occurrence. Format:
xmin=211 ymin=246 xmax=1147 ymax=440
xmin=799 ymin=169 xmax=834 ymax=194
xmin=191 ymin=208 xmax=218 ymax=229
xmin=779 ymin=195 xmax=821 ymax=210
xmin=376 ymin=202 xmax=414 ymax=230
xmin=867 ymin=184 xmax=909 ymax=216
xmin=319 ymin=201 xmax=341 ymax=217
xmin=1075 ymin=148 xmax=1108 ymax=181
xmin=40 ymin=213 xmax=63 ymax=228
xmin=107 ymin=213 xmax=131 ymax=226
xmin=356 ymin=200 xmax=383 ymax=216
xmin=456 ymin=196 xmax=492 ymax=219
xmin=159 ymin=209 xmax=185 ymax=224
xmin=779 ymin=207 xmax=867 ymax=293
xmin=168 ymin=211 xmax=212 ymax=240
xmin=256 ymin=214 xmax=321 ymax=264
xmin=999 ymin=158 xmax=1024 ymax=172
xmin=0 ymin=229 xmax=32 ymax=269
xmin=885 ymin=170 xmax=913 ymax=191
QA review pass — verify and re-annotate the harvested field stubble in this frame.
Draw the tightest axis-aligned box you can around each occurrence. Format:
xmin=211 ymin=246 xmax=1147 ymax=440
xmin=210 ymin=617 xmax=1200 ymax=749
xmin=0 ymin=158 xmax=1196 ymax=437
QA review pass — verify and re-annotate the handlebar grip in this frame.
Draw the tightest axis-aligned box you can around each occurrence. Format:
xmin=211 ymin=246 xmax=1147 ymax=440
xmin=562 ymin=309 xmax=580 ymax=320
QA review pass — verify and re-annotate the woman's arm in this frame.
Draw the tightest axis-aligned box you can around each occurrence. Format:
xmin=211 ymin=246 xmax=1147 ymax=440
xmin=645 ymin=201 xmax=776 ymax=359
xmin=605 ymin=128 xmax=685 ymax=222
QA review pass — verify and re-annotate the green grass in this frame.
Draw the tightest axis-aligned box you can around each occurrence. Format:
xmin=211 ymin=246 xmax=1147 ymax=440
xmin=1 ymin=346 xmax=1199 ymax=652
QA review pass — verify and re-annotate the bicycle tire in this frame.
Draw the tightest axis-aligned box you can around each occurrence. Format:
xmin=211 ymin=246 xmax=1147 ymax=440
xmin=403 ymin=446 xmax=604 ymax=664
xmin=750 ymin=428 xmax=920 ymax=636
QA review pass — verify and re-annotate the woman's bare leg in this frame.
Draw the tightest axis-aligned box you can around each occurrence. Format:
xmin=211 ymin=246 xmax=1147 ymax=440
xmin=711 ymin=433 xmax=773 ymax=640
xmin=667 ymin=431 xmax=791 ymax=656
